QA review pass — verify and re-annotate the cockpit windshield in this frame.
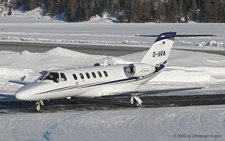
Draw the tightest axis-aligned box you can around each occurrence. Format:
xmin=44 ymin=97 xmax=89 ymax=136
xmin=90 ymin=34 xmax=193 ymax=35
xmin=40 ymin=72 xmax=59 ymax=83
xmin=38 ymin=71 xmax=48 ymax=81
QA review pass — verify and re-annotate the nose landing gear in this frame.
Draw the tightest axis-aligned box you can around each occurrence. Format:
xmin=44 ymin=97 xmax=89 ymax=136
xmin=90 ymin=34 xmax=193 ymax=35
xmin=35 ymin=101 xmax=44 ymax=112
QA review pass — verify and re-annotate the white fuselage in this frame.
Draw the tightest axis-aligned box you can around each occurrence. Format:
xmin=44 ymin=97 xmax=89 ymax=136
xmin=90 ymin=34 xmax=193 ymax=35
xmin=14 ymin=31 xmax=177 ymax=103
xmin=15 ymin=64 xmax=159 ymax=102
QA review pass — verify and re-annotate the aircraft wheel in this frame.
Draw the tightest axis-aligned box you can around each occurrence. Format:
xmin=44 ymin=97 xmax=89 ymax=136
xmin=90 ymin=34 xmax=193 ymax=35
xmin=70 ymin=97 xmax=78 ymax=104
xmin=133 ymin=101 xmax=141 ymax=107
xmin=35 ymin=102 xmax=41 ymax=112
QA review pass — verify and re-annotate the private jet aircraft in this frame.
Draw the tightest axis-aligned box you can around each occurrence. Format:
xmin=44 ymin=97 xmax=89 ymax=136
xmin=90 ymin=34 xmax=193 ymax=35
xmin=9 ymin=32 xmax=207 ymax=111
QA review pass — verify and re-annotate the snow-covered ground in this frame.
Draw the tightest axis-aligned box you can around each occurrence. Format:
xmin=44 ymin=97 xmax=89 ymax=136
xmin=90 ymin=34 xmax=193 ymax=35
xmin=0 ymin=45 xmax=225 ymax=141
xmin=0 ymin=22 xmax=224 ymax=49
xmin=0 ymin=7 xmax=225 ymax=141
xmin=1 ymin=105 xmax=225 ymax=141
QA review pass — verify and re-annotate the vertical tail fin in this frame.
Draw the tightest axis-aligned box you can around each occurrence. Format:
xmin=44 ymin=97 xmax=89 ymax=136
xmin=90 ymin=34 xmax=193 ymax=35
xmin=140 ymin=32 xmax=176 ymax=67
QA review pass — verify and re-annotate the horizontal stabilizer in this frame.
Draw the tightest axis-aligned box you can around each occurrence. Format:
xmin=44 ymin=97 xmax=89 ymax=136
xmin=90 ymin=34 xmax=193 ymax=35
xmin=135 ymin=34 xmax=217 ymax=37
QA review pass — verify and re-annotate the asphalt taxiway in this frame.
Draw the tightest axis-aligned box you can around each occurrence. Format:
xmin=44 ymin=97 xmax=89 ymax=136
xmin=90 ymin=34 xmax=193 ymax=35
xmin=0 ymin=41 xmax=147 ymax=56
xmin=0 ymin=94 xmax=225 ymax=113
xmin=1 ymin=41 xmax=225 ymax=56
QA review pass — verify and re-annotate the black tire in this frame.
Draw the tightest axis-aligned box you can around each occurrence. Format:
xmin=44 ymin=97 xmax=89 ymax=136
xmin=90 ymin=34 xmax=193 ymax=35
xmin=70 ymin=97 xmax=78 ymax=104
xmin=133 ymin=101 xmax=141 ymax=107
xmin=35 ymin=102 xmax=41 ymax=111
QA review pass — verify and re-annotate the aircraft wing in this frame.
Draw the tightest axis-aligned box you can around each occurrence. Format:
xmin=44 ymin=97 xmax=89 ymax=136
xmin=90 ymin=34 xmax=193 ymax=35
xmin=101 ymin=87 xmax=204 ymax=98
xmin=8 ymin=80 xmax=31 ymax=85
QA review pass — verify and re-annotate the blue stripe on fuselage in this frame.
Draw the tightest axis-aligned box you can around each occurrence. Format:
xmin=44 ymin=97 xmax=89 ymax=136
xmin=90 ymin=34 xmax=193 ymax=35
xmin=34 ymin=72 xmax=161 ymax=96
xmin=34 ymin=77 xmax=137 ymax=95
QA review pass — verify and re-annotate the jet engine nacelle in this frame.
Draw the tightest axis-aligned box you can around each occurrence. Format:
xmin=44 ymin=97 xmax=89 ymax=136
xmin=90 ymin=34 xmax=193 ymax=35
xmin=125 ymin=63 xmax=156 ymax=77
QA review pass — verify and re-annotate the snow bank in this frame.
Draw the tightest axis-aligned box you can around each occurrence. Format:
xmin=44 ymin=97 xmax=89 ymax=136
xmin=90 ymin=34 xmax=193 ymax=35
xmin=3 ymin=36 xmax=148 ymax=46
xmin=179 ymin=40 xmax=225 ymax=49
xmin=152 ymin=70 xmax=212 ymax=82
xmin=45 ymin=47 xmax=85 ymax=57
xmin=0 ymin=68 xmax=32 ymax=83
xmin=86 ymin=13 xmax=118 ymax=23
xmin=206 ymin=40 xmax=225 ymax=48
xmin=0 ymin=47 xmax=105 ymax=84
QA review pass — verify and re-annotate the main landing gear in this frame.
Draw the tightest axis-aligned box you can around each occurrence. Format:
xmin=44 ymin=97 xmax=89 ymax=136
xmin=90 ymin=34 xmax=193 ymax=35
xmin=69 ymin=97 xmax=78 ymax=104
xmin=130 ymin=96 xmax=143 ymax=107
xmin=34 ymin=97 xmax=78 ymax=112
xmin=35 ymin=101 xmax=44 ymax=112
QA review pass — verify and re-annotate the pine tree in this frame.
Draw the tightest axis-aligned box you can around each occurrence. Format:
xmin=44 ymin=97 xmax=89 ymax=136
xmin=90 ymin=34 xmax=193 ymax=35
xmin=76 ymin=0 xmax=83 ymax=21
xmin=14 ymin=0 xmax=23 ymax=10
xmin=203 ymin=0 xmax=213 ymax=22
xmin=212 ymin=0 xmax=219 ymax=22
xmin=66 ymin=0 xmax=77 ymax=22
xmin=181 ymin=0 xmax=189 ymax=22
xmin=217 ymin=1 xmax=225 ymax=22
xmin=170 ymin=0 xmax=179 ymax=22
xmin=28 ymin=0 xmax=39 ymax=10
xmin=176 ymin=0 xmax=183 ymax=23
xmin=164 ymin=0 xmax=178 ymax=23
xmin=189 ymin=0 xmax=198 ymax=22
xmin=45 ymin=0 xmax=54 ymax=15
xmin=23 ymin=0 xmax=29 ymax=10
xmin=83 ymin=0 xmax=89 ymax=21
xmin=155 ymin=0 xmax=163 ymax=23
xmin=59 ymin=0 xmax=67 ymax=13
xmin=140 ymin=0 xmax=149 ymax=23
xmin=115 ymin=0 xmax=121 ymax=21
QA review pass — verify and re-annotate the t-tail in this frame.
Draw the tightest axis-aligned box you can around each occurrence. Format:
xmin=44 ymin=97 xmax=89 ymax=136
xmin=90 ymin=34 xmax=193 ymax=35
xmin=140 ymin=32 xmax=176 ymax=68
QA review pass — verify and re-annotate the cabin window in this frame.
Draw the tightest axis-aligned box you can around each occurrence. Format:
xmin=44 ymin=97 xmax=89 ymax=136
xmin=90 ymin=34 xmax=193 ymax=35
xmin=92 ymin=72 xmax=96 ymax=78
xmin=73 ymin=74 xmax=77 ymax=80
xmin=60 ymin=73 xmax=67 ymax=81
xmin=80 ymin=73 xmax=84 ymax=79
xmin=86 ymin=73 xmax=90 ymax=79
xmin=98 ymin=71 xmax=102 ymax=78
xmin=103 ymin=71 xmax=108 ymax=77
xmin=44 ymin=72 xmax=59 ymax=83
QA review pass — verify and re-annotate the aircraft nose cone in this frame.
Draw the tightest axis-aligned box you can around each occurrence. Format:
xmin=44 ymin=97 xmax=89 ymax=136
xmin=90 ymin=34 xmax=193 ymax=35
xmin=15 ymin=83 xmax=42 ymax=101
xmin=15 ymin=91 xmax=26 ymax=100
xmin=15 ymin=87 xmax=31 ymax=101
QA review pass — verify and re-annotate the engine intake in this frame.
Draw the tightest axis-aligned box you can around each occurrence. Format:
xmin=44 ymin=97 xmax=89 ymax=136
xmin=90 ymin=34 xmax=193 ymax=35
xmin=125 ymin=63 xmax=156 ymax=77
